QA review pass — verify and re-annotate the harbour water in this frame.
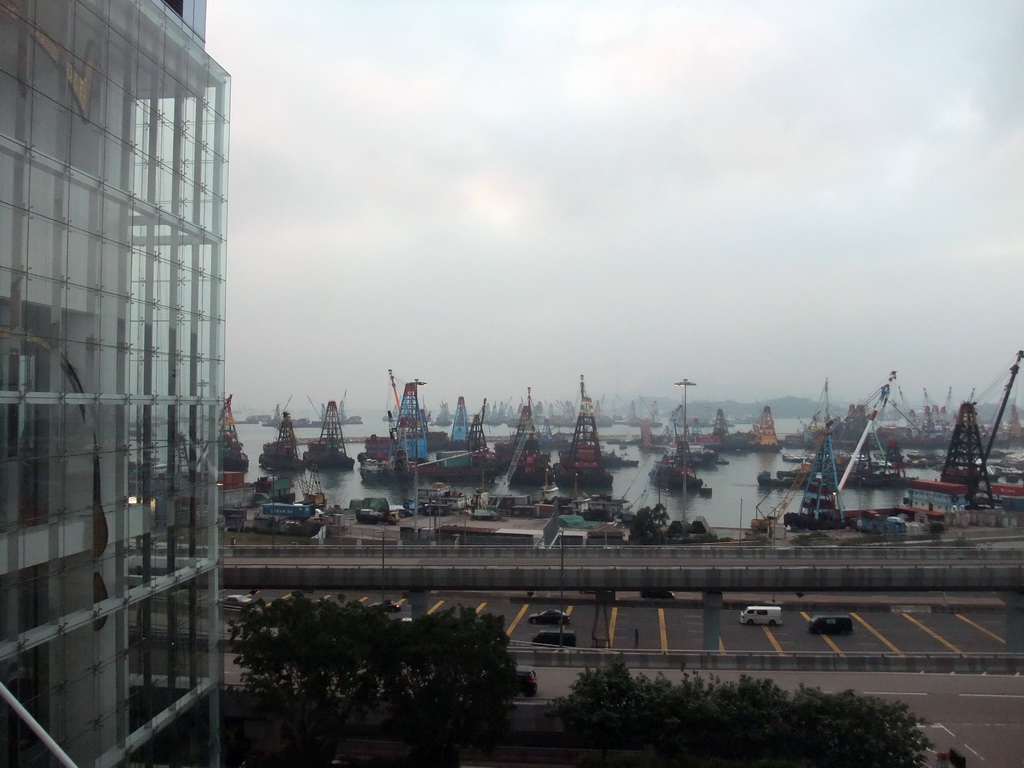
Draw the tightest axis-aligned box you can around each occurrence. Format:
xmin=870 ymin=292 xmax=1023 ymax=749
xmin=231 ymin=417 xmax=929 ymax=532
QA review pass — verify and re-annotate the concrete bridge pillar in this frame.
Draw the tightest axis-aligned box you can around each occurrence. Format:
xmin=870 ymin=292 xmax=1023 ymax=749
xmin=407 ymin=589 xmax=430 ymax=619
xmin=702 ymin=591 xmax=723 ymax=652
xmin=1006 ymin=591 xmax=1024 ymax=654
xmin=590 ymin=590 xmax=615 ymax=648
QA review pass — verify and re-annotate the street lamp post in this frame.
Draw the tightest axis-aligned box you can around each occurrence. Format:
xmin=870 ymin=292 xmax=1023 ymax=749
xmin=674 ymin=379 xmax=696 ymax=524
xmin=380 ymin=529 xmax=386 ymax=605
xmin=558 ymin=532 xmax=565 ymax=647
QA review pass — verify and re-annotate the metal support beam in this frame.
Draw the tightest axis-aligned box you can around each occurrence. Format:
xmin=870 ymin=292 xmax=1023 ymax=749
xmin=407 ymin=589 xmax=429 ymax=619
xmin=702 ymin=591 xmax=723 ymax=651
xmin=1006 ymin=590 xmax=1024 ymax=654
xmin=0 ymin=680 xmax=78 ymax=768
xmin=591 ymin=590 xmax=615 ymax=648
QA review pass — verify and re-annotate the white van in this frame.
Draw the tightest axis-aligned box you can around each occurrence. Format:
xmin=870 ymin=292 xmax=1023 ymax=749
xmin=739 ymin=605 xmax=782 ymax=626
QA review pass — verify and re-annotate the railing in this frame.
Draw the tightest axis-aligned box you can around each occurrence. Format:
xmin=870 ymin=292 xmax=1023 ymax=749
xmin=505 ymin=646 xmax=1024 ymax=674
xmin=221 ymin=543 xmax=1024 ymax=562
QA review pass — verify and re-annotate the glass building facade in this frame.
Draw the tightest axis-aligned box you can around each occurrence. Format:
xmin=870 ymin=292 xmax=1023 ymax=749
xmin=0 ymin=0 xmax=227 ymax=765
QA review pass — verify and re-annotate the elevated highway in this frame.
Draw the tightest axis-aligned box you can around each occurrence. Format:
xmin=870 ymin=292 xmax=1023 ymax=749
xmin=222 ymin=544 xmax=1024 ymax=651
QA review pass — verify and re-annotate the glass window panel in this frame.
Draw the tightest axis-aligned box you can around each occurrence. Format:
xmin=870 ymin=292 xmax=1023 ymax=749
xmin=28 ymin=89 xmax=70 ymax=160
xmin=28 ymin=163 xmax=61 ymax=227
xmin=69 ymin=109 xmax=105 ymax=177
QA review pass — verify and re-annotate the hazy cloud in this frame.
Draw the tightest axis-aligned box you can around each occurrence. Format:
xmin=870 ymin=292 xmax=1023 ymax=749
xmin=207 ymin=1 xmax=1024 ymax=418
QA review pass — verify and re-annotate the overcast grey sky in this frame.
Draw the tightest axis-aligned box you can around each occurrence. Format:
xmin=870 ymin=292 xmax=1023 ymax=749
xmin=205 ymin=1 xmax=1023 ymax=419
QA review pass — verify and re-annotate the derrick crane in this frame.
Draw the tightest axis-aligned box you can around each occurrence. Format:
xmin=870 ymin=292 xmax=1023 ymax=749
xmin=838 ymin=371 xmax=897 ymax=491
xmin=752 ymin=424 xmax=828 ymax=535
xmin=983 ymin=350 xmax=1023 ymax=462
xmin=940 ymin=351 xmax=1023 ymax=508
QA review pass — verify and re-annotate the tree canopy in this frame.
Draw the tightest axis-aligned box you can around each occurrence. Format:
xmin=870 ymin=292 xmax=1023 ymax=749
xmin=229 ymin=595 xmax=518 ymax=768
xmin=381 ymin=607 xmax=518 ymax=766
xmin=553 ymin=658 xmax=931 ymax=767
xmin=228 ymin=593 xmax=393 ymax=766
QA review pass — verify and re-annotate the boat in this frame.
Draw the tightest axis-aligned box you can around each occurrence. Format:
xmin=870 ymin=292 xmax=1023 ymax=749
xmin=552 ymin=376 xmax=613 ymax=489
xmin=432 ymin=401 xmax=453 ymax=427
xmin=338 ymin=392 xmax=363 ymax=425
xmin=756 ymin=467 xmax=809 ymax=488
xmin=747 ymin=406 xmax=783 ymax=453
xmin=258 ymin=411 xmax=304 ymax=471
xmin=356 ymin=371 xmax=422 ymax=484
xmin=302 ymin=400 xmax=355 ymax=470
xmin=782 ymin=419 xmax=846 ymax=531
xmin=649 ymin=442 xmax=705 ymax=492
xmin=418 ymin=400 xmax=502 ymax=483
xmin=219 ymin=395 xmax=249 ymax=473
xmin=602 ymin=451 xmax=640 ymax=469
xmin=648 ymin=401 xmax=706 ymax=491
xmin=498 ymin=388 xmax=553 ymax=486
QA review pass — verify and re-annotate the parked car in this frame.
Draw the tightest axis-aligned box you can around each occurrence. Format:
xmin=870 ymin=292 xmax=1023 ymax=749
xmin=739 ymin=605 xmax=782 ymax=626
xmin=222 ymin=594 xmax=254 ymax=610
xmin=531 ymin=629 xmax=576 ymax=647
xmin=640 ymin=589 xmax=675 ymax=599
xmin=808 ymin=614 xmax=854 ymax=635
xmin=369 ymin=599 xmax=403 ymax=613
xmin=516 ymin=665 xmax=538 ymax=697
xmin=528 ymin=609 xmax=571 ymax=625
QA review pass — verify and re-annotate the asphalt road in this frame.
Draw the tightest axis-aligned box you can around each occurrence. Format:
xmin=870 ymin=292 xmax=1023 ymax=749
xmin=224 ymin=588 xmax=1010 ymax=655
xmin=223 ymin=588 xmax=1022 ymax=764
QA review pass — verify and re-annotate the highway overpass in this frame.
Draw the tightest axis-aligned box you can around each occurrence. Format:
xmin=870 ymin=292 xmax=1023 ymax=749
xmin=222 ymin=544 xmax=1024 ymax=651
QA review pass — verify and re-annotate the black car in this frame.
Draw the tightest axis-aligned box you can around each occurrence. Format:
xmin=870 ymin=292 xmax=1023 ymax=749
xmin=369 ymin=599 xmax=403 ymax=613
xmin=527 ymin=609 xmax=571 ymax=625
xmin=640 ymin=589 xmax=675 ymax=599
xmin=516 ymin=665 xmax=537 ymax=697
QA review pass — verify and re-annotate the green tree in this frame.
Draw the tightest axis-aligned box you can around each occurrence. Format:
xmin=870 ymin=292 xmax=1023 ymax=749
xmin=381 ymin=606 xmax=518 ymax=767
xmin=552 ymin=657 xmax=672 ymax=764
xmin=555 ymin=666 xmax=930 ymax=767
xmin=630 ymin=504 xmax=669 ymax=545
xmin=228 ymin=593 xmax=393 ymax=767
xmin=785 ymin=685 xmax=930 ymax=768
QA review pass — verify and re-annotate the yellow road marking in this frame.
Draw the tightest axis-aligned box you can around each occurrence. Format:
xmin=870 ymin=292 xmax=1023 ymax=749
xmin=320 ymin=594 xmax=332 ymax=601
xmin=358 ymin=596 xmax=369 ymax=603
xmin=719 ymin=638 xmax=726 ymax=652
xmin=279 ymin=592 xmax=294 ymax=600
xmin=902 ymin=614 xmax=961 ymax=653
xmin=851 ymin=612 xmax=903 ymax=655
xmin=658 ymin=609 xmax=668 ymax=650
xmin=956 ymin=614 xmax=1005 ymax=644
xmin=507 ymin=605 xmax=530 ymax=635
xmin=427 ymin=600 xmax=444 ymax=615
xmin=801 ymin=611 xmax=844 ymax=656
xmin=475 ymin=602 xmax=486 ymax=613
xmin=608 ymin=607 xmax=618 ymax=648
xmin=761 ymin=625 xmax=784 ymax=654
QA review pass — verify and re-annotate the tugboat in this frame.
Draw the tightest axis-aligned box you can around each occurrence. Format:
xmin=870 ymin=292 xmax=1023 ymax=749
xmin=219 ymin=395 xmax=249 ymax=473
xmin=552 ymin=376 xmax=613 ymax=489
